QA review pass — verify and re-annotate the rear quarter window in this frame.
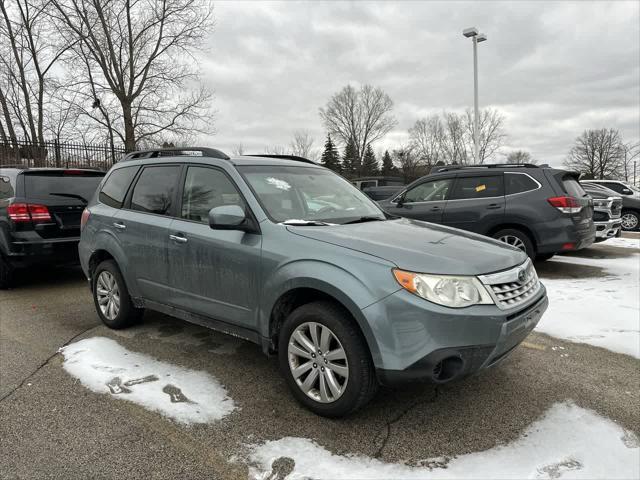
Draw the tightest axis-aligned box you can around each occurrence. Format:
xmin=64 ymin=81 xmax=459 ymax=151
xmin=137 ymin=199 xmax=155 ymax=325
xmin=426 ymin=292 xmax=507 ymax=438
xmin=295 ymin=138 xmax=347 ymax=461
xmin=99 ymin=166 xmax=140 ymax=208
xmin=505 ymin=173 xmax=539 ymax=195
xmin=562 ymin=177 xmax=586 ymax=197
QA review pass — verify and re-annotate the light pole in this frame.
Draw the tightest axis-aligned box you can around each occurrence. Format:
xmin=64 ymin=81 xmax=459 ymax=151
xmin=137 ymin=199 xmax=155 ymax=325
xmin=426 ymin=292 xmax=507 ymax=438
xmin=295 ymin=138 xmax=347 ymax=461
xmin=463 ymin=27 xmax=487 ymax=163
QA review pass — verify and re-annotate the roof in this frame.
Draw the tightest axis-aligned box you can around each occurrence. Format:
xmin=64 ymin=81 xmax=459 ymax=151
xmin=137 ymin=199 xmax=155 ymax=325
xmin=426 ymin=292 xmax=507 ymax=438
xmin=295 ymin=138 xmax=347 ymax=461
xmin=0 ymin=166 xmax=103 ymax=173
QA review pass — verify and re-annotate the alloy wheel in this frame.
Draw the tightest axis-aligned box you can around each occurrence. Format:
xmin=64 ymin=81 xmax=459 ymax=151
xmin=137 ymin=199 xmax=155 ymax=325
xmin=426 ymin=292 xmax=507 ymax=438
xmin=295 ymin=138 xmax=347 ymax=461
xmin=621 ymin=213 xmax=639 ymax=230
xmin=287 ymin=322 xmax=349 ymax=403
xmin=96 ymin=271 xmax=120 ymax=321
xmin=498 ymin=234 xmax=526 ymax=251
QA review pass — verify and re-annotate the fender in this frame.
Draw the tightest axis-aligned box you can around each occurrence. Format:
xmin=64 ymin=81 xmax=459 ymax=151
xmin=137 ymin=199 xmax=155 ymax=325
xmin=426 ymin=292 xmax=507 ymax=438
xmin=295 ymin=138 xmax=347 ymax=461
xmin=259 ymin=259 xmax=395 ymax=366
xmin=88 ymin=227 xmax=141 ymax=298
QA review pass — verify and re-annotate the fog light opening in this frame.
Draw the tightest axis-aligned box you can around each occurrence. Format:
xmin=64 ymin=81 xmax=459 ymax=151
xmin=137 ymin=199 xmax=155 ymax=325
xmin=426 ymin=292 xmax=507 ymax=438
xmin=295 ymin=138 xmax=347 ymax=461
xmin=432 ymin=356 xmax=464 ymax=382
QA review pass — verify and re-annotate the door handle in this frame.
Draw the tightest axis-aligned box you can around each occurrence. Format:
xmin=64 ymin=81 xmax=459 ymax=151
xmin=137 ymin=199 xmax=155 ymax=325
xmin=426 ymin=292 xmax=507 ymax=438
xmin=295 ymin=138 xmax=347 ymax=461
xmin=169 ymin=234 xmax=188 ymax=244
xmin=486 ymin=204 xmax=502 ymax=210
xmin=113 ymin=222 xmax=126 ymax=230
xmin=430 ymin=206 xmax=441 ymax=211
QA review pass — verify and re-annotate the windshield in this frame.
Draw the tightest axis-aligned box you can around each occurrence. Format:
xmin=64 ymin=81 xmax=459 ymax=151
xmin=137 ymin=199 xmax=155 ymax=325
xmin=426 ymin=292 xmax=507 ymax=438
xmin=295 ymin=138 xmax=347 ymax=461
xmin=238 ymin=165 xmax=385 ymax=224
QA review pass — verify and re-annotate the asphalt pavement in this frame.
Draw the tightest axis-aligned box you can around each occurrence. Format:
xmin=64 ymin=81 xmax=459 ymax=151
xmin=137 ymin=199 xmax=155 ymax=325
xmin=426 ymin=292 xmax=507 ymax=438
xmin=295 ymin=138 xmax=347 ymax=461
xmin=1 ymin=240 xmax=639 ymax=479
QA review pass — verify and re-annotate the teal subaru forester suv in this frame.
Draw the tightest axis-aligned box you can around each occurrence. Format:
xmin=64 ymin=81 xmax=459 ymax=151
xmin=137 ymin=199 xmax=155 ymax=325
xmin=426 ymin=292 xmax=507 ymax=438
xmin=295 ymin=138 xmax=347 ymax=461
xmin=79 ymin=148 xmax=548 ymax=417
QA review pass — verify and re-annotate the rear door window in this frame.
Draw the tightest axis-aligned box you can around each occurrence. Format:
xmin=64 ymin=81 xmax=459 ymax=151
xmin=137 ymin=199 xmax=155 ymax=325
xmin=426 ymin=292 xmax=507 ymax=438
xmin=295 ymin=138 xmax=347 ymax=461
xmin=23 ymin=171 xmax=104 ymax=204
xmin=99 ymin=166 xmax=139 ymax=208
xmin=505 ymin=173 xmax=539 ymax=195
xmin=450 ymin=175 xmax=504 ymax=200
xmin=130 ymin=165 xmax=181 ymax=215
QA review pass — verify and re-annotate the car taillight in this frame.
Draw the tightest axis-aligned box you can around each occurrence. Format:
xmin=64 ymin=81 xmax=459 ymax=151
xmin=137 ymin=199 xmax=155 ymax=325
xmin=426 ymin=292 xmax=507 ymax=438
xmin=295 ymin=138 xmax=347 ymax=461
xmin=547 ymin=196 xmax=582 ymax=214
xmin=80 ymin=208 xmax=91 ymax=231
xmin=7 ymin=203 xmax=52 ymax=223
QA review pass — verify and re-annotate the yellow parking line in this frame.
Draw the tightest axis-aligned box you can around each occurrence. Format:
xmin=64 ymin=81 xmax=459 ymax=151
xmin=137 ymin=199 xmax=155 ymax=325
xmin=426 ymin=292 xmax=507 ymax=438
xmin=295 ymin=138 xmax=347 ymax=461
xmin=521 ymin=341 xmax=547 ymax=351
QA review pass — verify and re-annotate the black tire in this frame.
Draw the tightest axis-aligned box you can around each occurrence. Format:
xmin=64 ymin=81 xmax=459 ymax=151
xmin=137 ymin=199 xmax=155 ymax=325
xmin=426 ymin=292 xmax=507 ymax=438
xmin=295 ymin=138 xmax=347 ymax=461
xmin=92 ymin=259 xmax=143 ymax=329
xmin=621 ymin=210 xmax=639 ymax=231
xmin=0 ymin=255 xmax=13 ymax=289
xmin=278 ymin=301 xmax=378 ymax=418
xmin=492 ymin=228 xmax=535 ymax=259
xmin=535 ymin=253 xmax=555 ymax=261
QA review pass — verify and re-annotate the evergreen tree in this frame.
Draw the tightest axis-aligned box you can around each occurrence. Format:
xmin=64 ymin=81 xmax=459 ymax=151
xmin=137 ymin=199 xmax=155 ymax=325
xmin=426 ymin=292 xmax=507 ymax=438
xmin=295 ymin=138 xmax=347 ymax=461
xmin=342 ymin=137 xmax=359 ymax=178
xmin=320 ymin=134 xmax=341 ymax=173
xmin=361 ymin=144 xmax=379 ymax=176
xmin=381 ymin=150 xmax=397 ymax=176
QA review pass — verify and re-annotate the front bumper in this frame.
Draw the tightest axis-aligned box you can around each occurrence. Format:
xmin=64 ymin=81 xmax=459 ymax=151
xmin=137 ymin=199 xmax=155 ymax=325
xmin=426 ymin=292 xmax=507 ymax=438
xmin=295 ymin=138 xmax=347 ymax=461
xmin=364 ymin=286 xmax=548 ymax=386
xmin=594 ymin=218 xmax=622 ymax=239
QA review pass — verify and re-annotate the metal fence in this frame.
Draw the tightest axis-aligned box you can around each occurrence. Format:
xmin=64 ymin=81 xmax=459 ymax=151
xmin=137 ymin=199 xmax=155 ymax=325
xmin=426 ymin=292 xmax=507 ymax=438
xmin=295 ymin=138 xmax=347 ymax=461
xmin=0 ymin=138 xmax=126 ymax=171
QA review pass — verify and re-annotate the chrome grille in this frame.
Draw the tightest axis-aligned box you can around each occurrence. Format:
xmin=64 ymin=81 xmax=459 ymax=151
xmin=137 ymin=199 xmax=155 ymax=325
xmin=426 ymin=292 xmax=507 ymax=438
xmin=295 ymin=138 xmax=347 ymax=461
xmin=478 ymin=258 xmax=541 ymax=310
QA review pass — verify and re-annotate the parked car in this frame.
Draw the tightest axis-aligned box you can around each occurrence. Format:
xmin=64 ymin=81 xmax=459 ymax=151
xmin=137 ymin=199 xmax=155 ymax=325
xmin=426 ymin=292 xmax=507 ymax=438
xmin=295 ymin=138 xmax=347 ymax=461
xmin=0 ymin=167 xmax=105 ymax=288
xmin=379 ymin=164 xmax=596 ymax=260
xmin=580 ymin=183 xmax=623 ymax=241
xmin=581 ymin=180 xmax=640 ymax=231
xmin=79 ymin=148 xmax=548 ymax=417
xmin=351 ymin=175 xmax=404 ymax=191
xmin=363 ymin=184 xmax=404 ymax=201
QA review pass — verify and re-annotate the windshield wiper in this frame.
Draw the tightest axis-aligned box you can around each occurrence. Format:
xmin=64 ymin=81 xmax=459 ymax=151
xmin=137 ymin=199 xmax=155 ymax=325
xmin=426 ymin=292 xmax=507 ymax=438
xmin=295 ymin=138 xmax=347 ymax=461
xmin=282 ymin=219 xmax=333 ymax=226
xmin=49 ymin=192 xmax=88 ymax=204
xmin=342 ymin=216 xmax=386 ymax=225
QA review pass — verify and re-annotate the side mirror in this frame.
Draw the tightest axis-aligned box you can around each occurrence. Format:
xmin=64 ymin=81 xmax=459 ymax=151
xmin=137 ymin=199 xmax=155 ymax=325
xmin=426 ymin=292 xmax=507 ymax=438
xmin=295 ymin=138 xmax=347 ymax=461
xmin=209 ymin=205 xmax=255 ymax=232
xmin=396 ymin=193 xmax=406 ymax=207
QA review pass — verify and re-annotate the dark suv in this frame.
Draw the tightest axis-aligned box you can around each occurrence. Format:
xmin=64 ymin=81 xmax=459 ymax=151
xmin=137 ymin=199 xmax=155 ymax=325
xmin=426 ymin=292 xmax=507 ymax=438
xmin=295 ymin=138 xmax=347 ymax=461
xmin=379 ymin=164 xmax=595 ymax=260
xmin=0 ymin=167 xmax=105 ymax=288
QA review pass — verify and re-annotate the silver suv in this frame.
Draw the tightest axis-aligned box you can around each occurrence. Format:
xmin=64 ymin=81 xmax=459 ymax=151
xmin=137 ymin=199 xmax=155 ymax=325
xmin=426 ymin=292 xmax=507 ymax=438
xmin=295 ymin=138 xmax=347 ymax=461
xmin=79 ymin=148 xmax=548 ymax=417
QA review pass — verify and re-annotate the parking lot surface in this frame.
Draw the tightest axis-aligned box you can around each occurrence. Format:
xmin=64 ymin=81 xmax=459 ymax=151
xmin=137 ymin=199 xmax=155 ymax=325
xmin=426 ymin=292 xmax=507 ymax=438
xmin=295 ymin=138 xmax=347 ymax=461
xmin=1 ymin=237 xmax=639 ymax=479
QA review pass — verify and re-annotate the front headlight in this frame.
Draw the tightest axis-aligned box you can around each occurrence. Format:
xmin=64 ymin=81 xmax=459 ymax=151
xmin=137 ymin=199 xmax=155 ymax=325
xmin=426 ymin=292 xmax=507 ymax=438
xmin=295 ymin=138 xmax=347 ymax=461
xmin=393 ymin=269 xmax=494 ymax=308
xmin=592 ymin=199 xmax=609 ymax=208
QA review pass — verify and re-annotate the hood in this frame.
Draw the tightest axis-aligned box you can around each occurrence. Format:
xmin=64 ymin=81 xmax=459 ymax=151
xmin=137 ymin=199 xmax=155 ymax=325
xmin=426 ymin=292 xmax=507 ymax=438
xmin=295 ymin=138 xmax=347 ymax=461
xmin=287 ymin=218 xmax=526 ymax=275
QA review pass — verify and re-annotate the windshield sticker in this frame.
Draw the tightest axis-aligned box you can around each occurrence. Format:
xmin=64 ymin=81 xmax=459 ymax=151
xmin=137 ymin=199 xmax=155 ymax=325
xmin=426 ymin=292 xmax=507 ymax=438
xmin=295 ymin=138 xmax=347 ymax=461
xmin=266 ymin=177 xmax=291 ymax=191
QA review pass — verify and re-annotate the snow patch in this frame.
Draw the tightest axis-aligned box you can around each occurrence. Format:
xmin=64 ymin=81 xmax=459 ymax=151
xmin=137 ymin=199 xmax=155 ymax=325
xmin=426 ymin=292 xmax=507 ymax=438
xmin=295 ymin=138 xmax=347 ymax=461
xmin=248 ymin=402 xmax=639 ymax=480
xmin=60 ymin=337 xmax=235 ymax=424
xmin=604 ymin=237 xmax=640 ymax=249
xmin=537 ymin=251 xmax=640 ymax=358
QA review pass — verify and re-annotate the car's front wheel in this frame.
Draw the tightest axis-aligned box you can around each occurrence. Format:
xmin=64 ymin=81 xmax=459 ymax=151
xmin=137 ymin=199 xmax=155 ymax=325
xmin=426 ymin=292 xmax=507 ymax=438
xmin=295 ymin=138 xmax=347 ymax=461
xmin=278 ymin=301 xmax=378 ymax=417
xmin=621 ymin=210 xmax=639 ymax=231
xmin=492 ymin=228 xmax=535 ymax=258
xmin=92 ymin=260 xmax=143 ymax=329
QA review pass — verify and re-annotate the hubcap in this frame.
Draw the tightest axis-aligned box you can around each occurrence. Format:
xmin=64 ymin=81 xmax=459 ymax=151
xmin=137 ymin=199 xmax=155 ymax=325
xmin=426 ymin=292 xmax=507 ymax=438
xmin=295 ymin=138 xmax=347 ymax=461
xmin=498 ymin=234 xmax=526 ymax=252
xmin=621 ymin=213 xmax=638 ymax=230
xmin=288 ymin=322 xmax=349 ymax=403
xmin=96 ymin=271 xmax=120 ymax=321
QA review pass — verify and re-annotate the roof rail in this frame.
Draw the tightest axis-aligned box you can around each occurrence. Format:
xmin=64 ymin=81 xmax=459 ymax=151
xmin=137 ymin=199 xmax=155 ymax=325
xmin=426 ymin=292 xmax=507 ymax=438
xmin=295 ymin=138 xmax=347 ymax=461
xmin=244 ymin=154 xmax=316 ymax=165
xmin=121 ymin=147 xmax=230 ymax=161
xmin=435 ymin=163 xmax=541 ymax=173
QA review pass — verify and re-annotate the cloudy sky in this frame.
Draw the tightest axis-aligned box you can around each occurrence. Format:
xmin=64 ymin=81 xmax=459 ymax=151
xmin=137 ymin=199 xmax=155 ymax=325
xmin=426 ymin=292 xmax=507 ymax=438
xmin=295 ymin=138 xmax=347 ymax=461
xmin=200 ymin=1 xmax=639 ymax=166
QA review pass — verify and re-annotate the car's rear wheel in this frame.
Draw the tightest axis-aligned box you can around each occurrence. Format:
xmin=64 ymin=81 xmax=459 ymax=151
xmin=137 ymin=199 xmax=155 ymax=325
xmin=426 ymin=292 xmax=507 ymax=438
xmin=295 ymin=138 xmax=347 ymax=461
xmin=0 ymin=255 xmax=13 ymax=289
xmin=492 ymin=228 xmax=535 ymax=259
xmin=278 ymin=301 xmax=378 ymax=417
xmin=92 ymin=260 xmax=143 ymax=329
xmin=621 ymin=210 xmax=639 ymax=231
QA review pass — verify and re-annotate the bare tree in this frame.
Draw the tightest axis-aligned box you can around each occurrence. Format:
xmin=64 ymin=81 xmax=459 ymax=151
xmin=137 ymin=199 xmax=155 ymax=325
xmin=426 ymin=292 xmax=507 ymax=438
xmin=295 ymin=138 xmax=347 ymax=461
xmin=408 ymin=115 xmax=444 ymax=166
xmin=289 ymin=130 xmax=315 ymax=159
xmin=441 ymin=112 xmax=468 ymax=165
xmin=564 ymin=129 xmax=624 ymax=179
xmin=232 ymin=143 xmax=245 ymax=156
xmin=0 ymin=0 xmax=70 ymax=145
xmin=463 ymin=108 xmax=506 ymax=163
xmin=504 ymin=150 xmax=536 ymax=164
xmin=620 ymin=141 xmax=640 ymax=182
xmin=319 ymin=84 xmax=396 ymax=162
xmin=264 ymin=145 xmax=286 ymax=155
xmin=49 ymin=0 xmax=214 ymax=151
xmin=392 ymin=145 xmax=426 ymax=183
